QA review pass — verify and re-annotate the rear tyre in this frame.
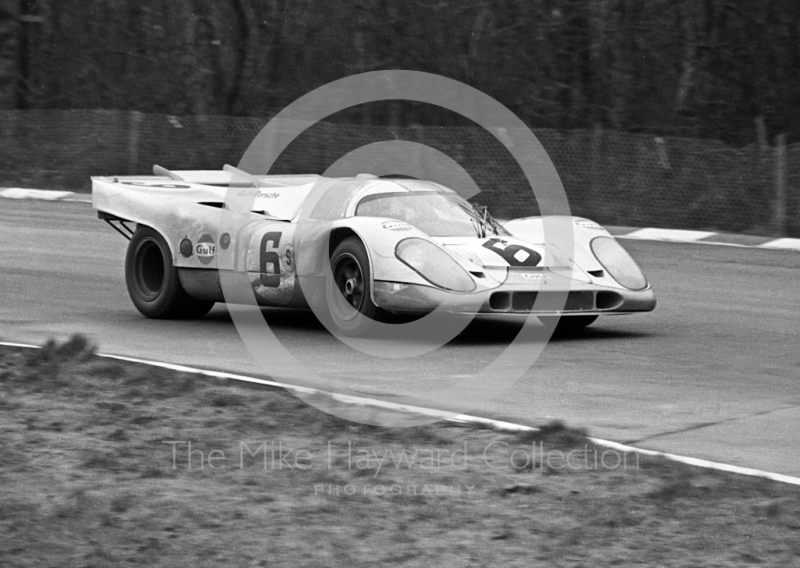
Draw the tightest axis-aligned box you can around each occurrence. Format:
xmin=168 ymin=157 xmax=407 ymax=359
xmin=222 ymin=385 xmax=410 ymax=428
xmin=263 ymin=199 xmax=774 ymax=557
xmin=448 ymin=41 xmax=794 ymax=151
xmin=327 ymin=237 xmax=383 ymax=336
xmin=539 ymin=315 xmax=598 ymax=332
xmin=125 ymin=226 xmax=214 ymax=319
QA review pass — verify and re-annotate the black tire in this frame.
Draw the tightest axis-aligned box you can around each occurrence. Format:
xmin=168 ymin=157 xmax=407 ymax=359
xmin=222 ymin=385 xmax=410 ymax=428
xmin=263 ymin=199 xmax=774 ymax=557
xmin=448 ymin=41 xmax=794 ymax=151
xmin=327 ymin=237 xmax=382 ymax=336
xmin=125 ymin=226 xmax=214 ymax=319
xmin=539 ymin=315 xmax=598 ymax=332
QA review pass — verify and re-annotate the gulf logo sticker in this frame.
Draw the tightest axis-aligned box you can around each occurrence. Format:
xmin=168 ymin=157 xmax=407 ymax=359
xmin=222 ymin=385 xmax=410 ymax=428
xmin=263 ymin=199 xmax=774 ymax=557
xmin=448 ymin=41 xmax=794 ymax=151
xmin=195 ymin=234 xmax=216 ymax=264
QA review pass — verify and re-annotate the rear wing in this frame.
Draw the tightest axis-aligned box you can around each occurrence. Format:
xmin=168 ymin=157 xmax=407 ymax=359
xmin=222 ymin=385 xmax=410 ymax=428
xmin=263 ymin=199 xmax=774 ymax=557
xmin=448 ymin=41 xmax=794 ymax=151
xmin=151 ymin=164 xmax=258 ymax=186
xmin=92 ymin=164 xmax=320 ymax=188
xmin=91 ymin=165 xmax=323 ymax=241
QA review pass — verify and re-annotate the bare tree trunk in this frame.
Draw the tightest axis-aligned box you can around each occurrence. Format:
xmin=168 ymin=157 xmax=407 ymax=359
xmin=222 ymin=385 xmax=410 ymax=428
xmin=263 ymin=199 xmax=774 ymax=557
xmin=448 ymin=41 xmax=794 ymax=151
xmin=467 ymin=5 xmax=490 ymax=83
xmin=588 ymin=0 xmax=608 ymax=122
xmin=16 ymin=0 xmax=40 ymax=109
xmin=226 ymin=0 xmax=250 ymax=115
xmin=608 ymin=2 xmax=628 ymax=129
xmin=675 ymin=1 xmax=696 ymax=113
xmin=774 ymin=133 xmax=787 ymax=235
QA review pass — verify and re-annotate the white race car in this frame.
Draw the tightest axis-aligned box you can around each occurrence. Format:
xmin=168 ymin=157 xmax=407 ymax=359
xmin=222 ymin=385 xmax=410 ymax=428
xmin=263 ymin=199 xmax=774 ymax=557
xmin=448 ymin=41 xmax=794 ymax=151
xmin=92 ymin=165 xmax=655 ymax=335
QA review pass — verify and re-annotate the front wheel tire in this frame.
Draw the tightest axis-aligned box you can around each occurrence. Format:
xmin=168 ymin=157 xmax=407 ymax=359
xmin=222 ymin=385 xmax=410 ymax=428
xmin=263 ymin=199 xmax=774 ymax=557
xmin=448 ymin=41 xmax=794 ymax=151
xmin=125 ymin=226 xmax=214 ymax=319
xmin=327 ymin=237 xmax=383 ymax=336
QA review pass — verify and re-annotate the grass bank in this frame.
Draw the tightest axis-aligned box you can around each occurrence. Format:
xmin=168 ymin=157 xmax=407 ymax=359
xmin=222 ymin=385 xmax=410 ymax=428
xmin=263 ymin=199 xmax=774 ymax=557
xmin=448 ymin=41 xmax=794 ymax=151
xmin=1 ymin=336 xmax=798 ymax=567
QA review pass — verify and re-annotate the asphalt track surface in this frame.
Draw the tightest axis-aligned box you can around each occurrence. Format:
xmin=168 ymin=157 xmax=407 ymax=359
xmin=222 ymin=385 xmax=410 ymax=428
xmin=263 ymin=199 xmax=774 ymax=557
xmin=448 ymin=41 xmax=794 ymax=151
xmin=2 ymin=199 xmax=799 ymax=476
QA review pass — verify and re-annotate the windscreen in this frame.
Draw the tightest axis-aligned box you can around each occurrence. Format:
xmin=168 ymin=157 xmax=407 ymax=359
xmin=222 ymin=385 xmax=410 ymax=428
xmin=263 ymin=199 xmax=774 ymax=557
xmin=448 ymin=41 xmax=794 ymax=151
xmin=355 ymin=191 xmax=508 ymax=238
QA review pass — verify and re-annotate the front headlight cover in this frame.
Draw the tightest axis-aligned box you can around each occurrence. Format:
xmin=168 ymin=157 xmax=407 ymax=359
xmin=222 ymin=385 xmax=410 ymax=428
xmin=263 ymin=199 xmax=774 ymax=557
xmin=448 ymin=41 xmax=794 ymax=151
xmin=395 ymin=238 xmax=476 ymax=293
xmin=590 ymin=237 xmax=648 ymax=290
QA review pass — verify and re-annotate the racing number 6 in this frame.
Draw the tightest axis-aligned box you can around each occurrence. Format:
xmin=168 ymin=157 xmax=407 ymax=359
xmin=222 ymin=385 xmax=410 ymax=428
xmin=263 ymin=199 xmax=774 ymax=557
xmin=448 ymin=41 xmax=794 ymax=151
xmin=260 ymin=232 xmax=282 ymax=287
xmin=482 ymin=238 xmax=542 ymax=267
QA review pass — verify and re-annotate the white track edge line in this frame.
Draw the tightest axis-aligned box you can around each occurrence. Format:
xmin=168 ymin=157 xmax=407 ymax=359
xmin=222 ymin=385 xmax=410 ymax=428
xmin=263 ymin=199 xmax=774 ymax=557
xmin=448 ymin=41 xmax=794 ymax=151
xmin=617 ymin=234 xmax=800 ymax=252
xmin=3 ymin=340 xmax=800 ymax=486
xmin=623 ymin=228 xmax=717 ymax=242
xmin=616 ymin=235 xmax=750 ymax=248
xmin=759 ymin=238 xmax=800 ymax=250
xmin=0 ymin=341 xmax=41 ymax=348
xmin=589 ymin=438 xmax=800 ymax=487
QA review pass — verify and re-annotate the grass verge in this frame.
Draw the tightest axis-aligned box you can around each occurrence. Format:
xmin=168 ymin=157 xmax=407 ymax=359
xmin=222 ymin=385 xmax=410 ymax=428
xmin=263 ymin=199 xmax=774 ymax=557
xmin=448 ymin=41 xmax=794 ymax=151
xmin=1 ymin=336 xmax=799 ymax=567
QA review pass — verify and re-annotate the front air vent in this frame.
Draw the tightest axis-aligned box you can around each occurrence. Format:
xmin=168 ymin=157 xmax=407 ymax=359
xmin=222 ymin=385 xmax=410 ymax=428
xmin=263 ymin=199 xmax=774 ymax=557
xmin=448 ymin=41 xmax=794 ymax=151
xmin=489 ymin=292 xmax=511 ymax=311
xmin=489 ymin=291 xmax=597 ymax=312
xmin=512 ymin=292 xmax=537 ymax=311
xmin=565 ymin=291 xmax=594 ymax=311
xmin=596 ymin=291 xmax=624 ymax=310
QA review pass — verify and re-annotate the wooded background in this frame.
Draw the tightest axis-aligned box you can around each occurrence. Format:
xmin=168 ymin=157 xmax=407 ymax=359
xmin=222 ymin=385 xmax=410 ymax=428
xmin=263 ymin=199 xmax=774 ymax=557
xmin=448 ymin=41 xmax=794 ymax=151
xmin=4 ymin=0 xmax=800 ymax=142
xmin=1 ymin=0 xmax=799 ymax=235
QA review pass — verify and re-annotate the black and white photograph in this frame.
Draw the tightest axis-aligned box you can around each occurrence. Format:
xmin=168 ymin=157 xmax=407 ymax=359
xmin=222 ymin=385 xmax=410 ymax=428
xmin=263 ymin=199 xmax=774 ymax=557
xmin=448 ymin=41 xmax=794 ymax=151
xmin=1 ymin=0 xmax=799 ymax=566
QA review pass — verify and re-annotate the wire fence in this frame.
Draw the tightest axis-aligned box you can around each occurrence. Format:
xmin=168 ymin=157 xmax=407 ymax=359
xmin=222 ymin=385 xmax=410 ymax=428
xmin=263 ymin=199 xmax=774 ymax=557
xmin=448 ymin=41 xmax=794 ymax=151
xmin=1 ymin=110 xmax=797 ymax=236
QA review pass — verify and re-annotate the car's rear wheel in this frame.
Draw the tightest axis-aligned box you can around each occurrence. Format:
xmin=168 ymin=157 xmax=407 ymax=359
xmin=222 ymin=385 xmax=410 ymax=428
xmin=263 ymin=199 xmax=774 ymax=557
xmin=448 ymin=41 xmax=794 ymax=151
xmin=327 ymin=237 xmax=382 ymax=336
xmin=125 ymin=226 xmax=214 ymax=319
xmin=539 ymin=315 xmax=598 ymax=332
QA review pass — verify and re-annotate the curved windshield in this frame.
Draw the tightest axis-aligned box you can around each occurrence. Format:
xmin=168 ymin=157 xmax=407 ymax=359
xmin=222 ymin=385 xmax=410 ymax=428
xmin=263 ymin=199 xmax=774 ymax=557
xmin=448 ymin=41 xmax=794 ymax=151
xmin=355 ymin=191 xmax=508 ymax=238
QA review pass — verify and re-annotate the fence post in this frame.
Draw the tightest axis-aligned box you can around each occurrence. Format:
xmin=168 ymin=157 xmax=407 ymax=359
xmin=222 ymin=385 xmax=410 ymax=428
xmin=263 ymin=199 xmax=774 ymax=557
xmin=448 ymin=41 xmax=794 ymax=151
xmin=128 ymin=111 xmax=142 ymax=175
xmin=591 ymin=122 xmax=602 ymax=199
xmin=755 ymin=116 xmax=768 ymax=158
xmin=774 ymin=133 xmax=787 ymax=236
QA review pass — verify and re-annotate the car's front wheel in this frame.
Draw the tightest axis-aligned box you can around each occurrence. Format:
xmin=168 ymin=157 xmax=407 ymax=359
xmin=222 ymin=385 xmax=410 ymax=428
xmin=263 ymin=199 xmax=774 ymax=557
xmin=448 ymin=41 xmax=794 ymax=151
xmin=327 ymin=237 xmax=383 ymax=336
xmin=125 ymin=226 xmax=214 ymax=319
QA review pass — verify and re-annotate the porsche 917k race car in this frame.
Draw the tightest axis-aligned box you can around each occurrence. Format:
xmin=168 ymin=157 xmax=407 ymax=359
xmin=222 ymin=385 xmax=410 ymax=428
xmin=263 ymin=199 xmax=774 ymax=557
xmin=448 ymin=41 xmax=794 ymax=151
xmin=92 ymin=165 xmax=655 ymax=335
